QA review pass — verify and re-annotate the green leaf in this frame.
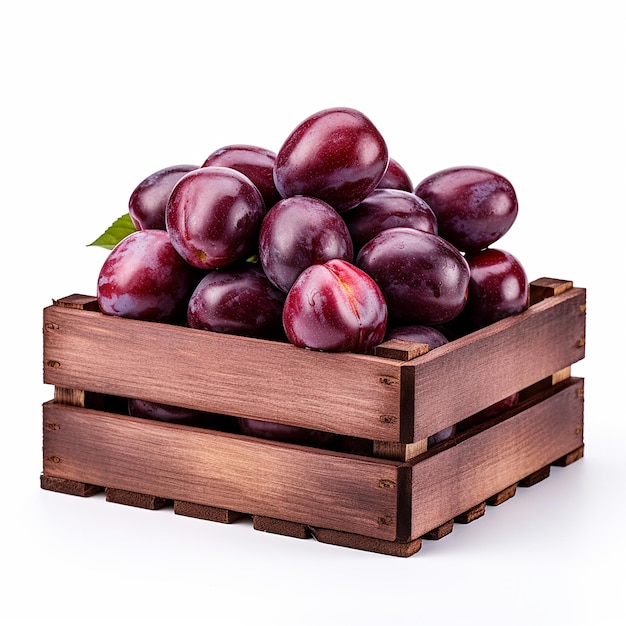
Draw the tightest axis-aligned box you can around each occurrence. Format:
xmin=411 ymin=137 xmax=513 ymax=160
xmin=88 ymin=213 xmax=137 ymax=250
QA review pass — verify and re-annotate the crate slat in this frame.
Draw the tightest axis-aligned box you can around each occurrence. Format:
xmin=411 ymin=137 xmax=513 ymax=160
xmin=407 ymin=377 xmax=584 ymax=539
xmin=404 ymin=286 xmax=586 ymax=441
xmin=43 ymin=304 xmax=404 ymax=441
xmin=42 ymin=402 xmax=403 ymax=541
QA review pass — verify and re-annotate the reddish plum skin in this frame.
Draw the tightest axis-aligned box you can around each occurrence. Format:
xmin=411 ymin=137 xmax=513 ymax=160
xmin=356 ymin=227 xmax=470 ymax=325
xmin=239 ymin=417 xmax=335 ymax=447
xmin=342 ymin=188 xmax=438 ymax=253
xmin=166 ymin=166 xmax=265 ymax=270
xmin=187 ymin=266 xmax=286 ymax=340
xmin=385 ymin=324 xmax=449 ymax=350
xmin=377 ymin=157 xmax=413 ymax=191
xmin=283 ymin=259 xmax=387 ymax=354
xmin=97 ymin=230 xmax=198 ymax=323
xmin=128 ymin=398 xmax=207 ymax=423
xmin=128 ymin=164 xmax=198 ymax=230
xmin=274 ymin=107 xmax=389 ymax=212
xmin=461 ymin=248 xmax=529 ymax=331
xmin=415 ymin=166 xmax=518 ymax=252
xmin=259 ymin=196 xmax=354 ymax=293
xmin=202 ymin=144 xmax=281 ymax=208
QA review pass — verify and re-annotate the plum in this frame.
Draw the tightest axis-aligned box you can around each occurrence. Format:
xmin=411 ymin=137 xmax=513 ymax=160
xmin=129 ymin=164 xmax=198 ymax=230
xmin=282 ymin=259 xmax=387 ymax=353
xmin=356 ymin=227 xmax=470 ymax=325
xmin=342 ymin=188 xmax=438 ymax=253
xmin=460 ymin=247 xmax=529 ymax=331
xmin=97 ymin=229 xmax=199 ymax=323
xmin=239 ymin=417 xmax=336 ymax=447
xmin=187 ymin=265 xmax=286 ymax=340
xmin=415 ymin=166 xmax=518 ymax=251
xmin=259 ymin=196 xmax=353 ymax=293
xmin=202 ymin=144 xmax=281 ymax=209
xmin=377 ymin=157 xmax=413 ymax=192
xmin=274 ymin=107 xmax=389 ymax=212
xmin=166 ymin=166 xmax=265 ymax=270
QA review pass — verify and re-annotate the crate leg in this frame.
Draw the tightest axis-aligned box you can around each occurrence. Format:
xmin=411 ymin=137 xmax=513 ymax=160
xmin=40 ymin=474 xmax=103 ymax=497
xmin=253 ymin=515 xmax=312 ymax=539
xmin=455 ymin=502 xmax=487 ymax=524
xmin=105 ymin=488 xmax=171 ymax=510
xmin=422 ymin=519 xmax=455 ymax=540
xmin=310 ymin=527 xmax=422 ymax=557
xmin=487 ymin=484 xmax=518 ymax=506
xmin=518 ymin=465 xmax=551 ymax=488
xmin=174 ymin=501 xmax=244 ymax=524
xmin=552 ymin=445 xmax=584 ymax=467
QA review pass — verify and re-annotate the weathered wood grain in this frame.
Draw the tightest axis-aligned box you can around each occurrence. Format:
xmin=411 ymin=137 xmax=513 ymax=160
xmin=42 ymin=403 xmax=403 ymax=541
xmin=402 ymin=286 xmax=586 ymax=442
xmin=407 ymin=378 xmax=584 ymax=540
xmin=43 ymin=304 xmax=404 ymax=441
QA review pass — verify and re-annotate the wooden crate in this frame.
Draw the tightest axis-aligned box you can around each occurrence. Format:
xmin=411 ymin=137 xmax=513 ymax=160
xmin=41 ymin=277 xmax=586 ymax=556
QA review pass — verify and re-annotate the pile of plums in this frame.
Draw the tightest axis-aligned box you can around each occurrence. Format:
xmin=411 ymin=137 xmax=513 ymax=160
xmin=95 ymin=106 xmax=530 ymax=445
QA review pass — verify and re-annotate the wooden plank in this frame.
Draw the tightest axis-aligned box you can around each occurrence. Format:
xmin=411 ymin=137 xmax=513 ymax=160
xmin=530 ymin=278 xmax=574 ymax=305
xmin=174 ymin=501 xmax=244 ymax=523
xmin=404 ymin=287 xmax=586 ymax=441
xmin=42 ymin=403 xmax=403 ymax=541
xmin=408 ymin=378 xmax=584 ymax=540
xmin=253 ymin=516 xmax=312 ymax=539
xmin=310 ymin=527 xmax=422 ymax=557
xmin=374 ymin=339 xmax=429 ymax=361
xmin=43 ymin=304 xmax=403 ymax=441
xmin=105 ymin=488 xmax=171 ymax=510
xmin=40 ymin=474 xmax=102 ymax=497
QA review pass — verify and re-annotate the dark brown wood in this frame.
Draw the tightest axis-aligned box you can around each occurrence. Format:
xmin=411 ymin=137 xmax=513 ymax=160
xmin=310 ymin=527 xmax=422 ymax=557
xmin=105 ymin=488 xmax=171 ymax=510
xmin=43 ymin=303 xmax=404 ymax=442
xmin=422 ymin=520 xmax=454 ymax=540
xmin=404 ymin=286 xmax=586 ymax=442
xmin=375 ymin=339 xmax=429 ymax=361
xmin=408 ymin=378 xmax=584 ymax=540
xmin=253 ymin=516 xmax=312 ymax=539
xmin=518 ymin=466 xmax=551 ymax=488
xmin=487 ymin=484 xmax=517 ymax=506
xmin=43 ymin=282 xmax=586 ymax=446
xmin=552 ymin=445 xmax=585 ymax=467
xmin=174 ymin=501 xmax=244 ymax=523
xmin=42 ymin=402 xmax=403 ymax=541
xmin=529 ymin=278 xmax=574 ymax=305
xmin=52 ymin=294 xmax=100 ymax=310
xmin=40 ymin=278 xmax=586 ymax=556
xmin=40 ymin=474 xmax=102 ymax=497
xmin=455 ymin=502 xmax=486 ymax=524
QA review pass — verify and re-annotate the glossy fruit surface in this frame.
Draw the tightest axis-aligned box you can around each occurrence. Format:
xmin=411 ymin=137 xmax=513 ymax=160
xmin=415 ymin=166 xmax=518 ymax=251
xmin=128 ymin=398 xmax=207 ymax=423
xmin=274 ymin=107 xmax=389 ymax=212
xmin=128 ymin=164 xmax=198 ymax=230
xmin=342 ymin=188 xmax=438 ymax=253
xmin=461 ymin=247 xmax=529 ymax=330
xmin=239 ymin=418 xmax=335 ymax=447
xmin=166 ymin=166 xmax=265 ymax=270
xmin=377 ymin=157 xmax=413 ymax=191
xmin=385 ymin=324 xmax=449 ymax=350
xmin=202 ymin=144 xmax=281 ymax=208
xmin=97 ymin=230 xmax=198 ymax=322
xmin=259 ymin=196 xmax=353 ymax=292
xmin=356 ymin=227 xmax=470 ymax=325
xmin=187 ymin=266 xmax=286 ymax=339
xmin=283 ymin=259 xmax=387 ymax=353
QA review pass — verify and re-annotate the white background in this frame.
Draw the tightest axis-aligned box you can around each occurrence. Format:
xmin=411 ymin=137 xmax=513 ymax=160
xmin=1 ymin=1 xmax=625 ymax=624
